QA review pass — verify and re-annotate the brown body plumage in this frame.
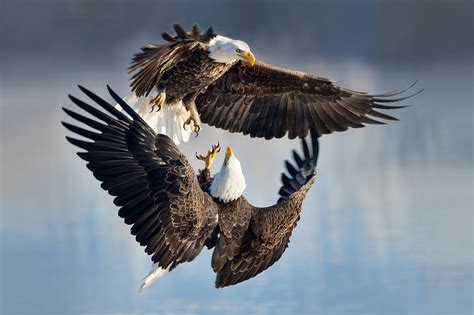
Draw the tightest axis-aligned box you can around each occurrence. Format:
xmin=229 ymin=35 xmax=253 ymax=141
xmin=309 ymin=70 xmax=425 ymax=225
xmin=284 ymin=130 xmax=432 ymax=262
xmin=63 ymin=86 xmax=319 ymax=288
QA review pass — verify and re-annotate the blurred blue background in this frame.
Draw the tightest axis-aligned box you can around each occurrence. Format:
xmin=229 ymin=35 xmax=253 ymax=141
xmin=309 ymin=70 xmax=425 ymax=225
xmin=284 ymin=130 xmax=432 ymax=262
xmin=1 ymin=0 xmax=472 ymax=314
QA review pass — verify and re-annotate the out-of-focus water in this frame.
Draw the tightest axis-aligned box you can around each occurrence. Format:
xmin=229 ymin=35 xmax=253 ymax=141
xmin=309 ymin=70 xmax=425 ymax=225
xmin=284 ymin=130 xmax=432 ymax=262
xmin=1 ymin=1 xmax=472 ymax=314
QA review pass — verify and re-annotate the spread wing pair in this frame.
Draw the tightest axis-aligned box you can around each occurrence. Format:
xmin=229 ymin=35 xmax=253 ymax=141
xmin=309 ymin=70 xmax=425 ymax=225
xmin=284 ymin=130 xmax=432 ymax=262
xmin=63 ymin=86 xmax=319 ymax=287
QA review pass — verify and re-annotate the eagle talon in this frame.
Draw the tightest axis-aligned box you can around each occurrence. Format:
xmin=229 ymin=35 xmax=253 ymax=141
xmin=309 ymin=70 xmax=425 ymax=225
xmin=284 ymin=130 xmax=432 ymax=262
xmin=194 ymin=125 xmax=201 ymax=137
xmin=149 ymin=90 xmax=165 ymax=113
xmin=196 ymin=143 xmax=220 ymax=169
xmin=183 ymin=115 xmax=201 ymax=136
xmin=150 ymin=104 xmax=161 ymax=113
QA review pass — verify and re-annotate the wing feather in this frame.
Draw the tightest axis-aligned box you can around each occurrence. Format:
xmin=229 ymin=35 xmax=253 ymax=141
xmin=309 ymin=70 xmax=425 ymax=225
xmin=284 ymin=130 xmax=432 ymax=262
xmin=196 ymin=61 xmax=421 ymax=139
xmin=213 ymin=132 xmax=319 ymax=287
xmin=129 ymin=25 xmax=217 ymax=97
xmin=63 ymin=86 xmax=218 ymax=272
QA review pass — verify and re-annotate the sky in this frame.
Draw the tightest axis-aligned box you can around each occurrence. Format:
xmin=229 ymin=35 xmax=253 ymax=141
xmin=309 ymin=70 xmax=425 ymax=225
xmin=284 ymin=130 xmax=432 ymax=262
xmin=1 ymin=1 xmax=473 ymax=314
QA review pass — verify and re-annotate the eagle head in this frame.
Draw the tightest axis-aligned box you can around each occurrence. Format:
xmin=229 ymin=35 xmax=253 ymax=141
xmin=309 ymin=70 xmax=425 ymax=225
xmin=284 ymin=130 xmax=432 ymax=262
xmin=209 ymin=146 xmax=246 ymax=203
xmin=208 ymin=35 xmax=255 ymax=66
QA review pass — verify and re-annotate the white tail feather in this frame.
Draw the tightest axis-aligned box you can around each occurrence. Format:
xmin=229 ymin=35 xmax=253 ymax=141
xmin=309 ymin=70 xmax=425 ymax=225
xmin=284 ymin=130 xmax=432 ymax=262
xmin=139 ymin=263 xmax=169 ymax=292
xmin=116 ymin=90 xmax=192 ymax=145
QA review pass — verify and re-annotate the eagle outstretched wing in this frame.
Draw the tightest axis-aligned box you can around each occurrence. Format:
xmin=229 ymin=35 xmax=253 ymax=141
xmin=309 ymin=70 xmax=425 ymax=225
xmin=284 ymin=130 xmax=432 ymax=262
xmin=196 ymin=61 xmax=421 ymax=139
xmin=213 ymin=132 xmax=319 ymax=287
xmin=62 ymin=85 xmax=218 ymax=271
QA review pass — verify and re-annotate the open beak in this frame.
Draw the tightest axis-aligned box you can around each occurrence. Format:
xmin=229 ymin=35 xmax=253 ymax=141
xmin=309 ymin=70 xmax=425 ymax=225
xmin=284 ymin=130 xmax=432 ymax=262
xmin=239 ymin=51 xmax=255 ymax=66
xmin=224 ymin=146 xmax=233 ymax=165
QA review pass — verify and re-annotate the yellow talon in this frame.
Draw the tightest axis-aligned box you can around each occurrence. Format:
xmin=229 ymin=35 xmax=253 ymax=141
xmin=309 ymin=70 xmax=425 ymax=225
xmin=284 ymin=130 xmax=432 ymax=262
xmin=196 ymin=143 xmax=220 ymax=169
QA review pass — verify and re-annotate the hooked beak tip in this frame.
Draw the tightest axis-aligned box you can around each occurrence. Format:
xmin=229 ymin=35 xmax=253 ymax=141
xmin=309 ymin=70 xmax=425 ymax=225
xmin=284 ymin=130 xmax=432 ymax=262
xmin=244 ymin=51 xmax=255 ymax=66
xmin=224 ymin=146 xmax=233 ymax=165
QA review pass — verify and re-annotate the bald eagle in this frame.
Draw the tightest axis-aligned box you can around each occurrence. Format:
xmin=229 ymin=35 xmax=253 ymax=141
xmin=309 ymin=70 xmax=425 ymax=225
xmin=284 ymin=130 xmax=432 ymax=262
xmin=125 ymin=24 xmax=420 ymax=144
xmin=63 ymin=85 xmax=319 ymax=289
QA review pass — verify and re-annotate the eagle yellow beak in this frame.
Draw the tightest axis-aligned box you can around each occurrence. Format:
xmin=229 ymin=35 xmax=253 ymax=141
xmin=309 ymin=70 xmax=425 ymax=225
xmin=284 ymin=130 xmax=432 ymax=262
xmin=244 ymin=51 xmax=255 ymax=66
xmin=224 ymin=146 xmax=233 ymax=165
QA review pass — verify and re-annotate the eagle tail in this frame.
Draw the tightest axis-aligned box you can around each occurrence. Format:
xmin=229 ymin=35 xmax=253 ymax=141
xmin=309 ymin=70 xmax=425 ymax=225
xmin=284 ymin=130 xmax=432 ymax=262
xmin=139 ymin=263 xmax=169 ymax=292
xmin=115 ymin=90 xmax=192 ymax=145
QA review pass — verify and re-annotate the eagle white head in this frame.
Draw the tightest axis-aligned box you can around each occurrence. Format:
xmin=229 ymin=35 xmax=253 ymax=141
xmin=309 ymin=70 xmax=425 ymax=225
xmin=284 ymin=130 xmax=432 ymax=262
xmin=210 ymin=146 xmax=246 ymax=203
xmin=208 ymin=35 xmax=256 ymax=65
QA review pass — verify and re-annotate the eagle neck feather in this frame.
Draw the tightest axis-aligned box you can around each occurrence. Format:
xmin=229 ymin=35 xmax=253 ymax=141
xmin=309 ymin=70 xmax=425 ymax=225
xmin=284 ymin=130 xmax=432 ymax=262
xmin=209 ymin=156 xmax=246 ymax=203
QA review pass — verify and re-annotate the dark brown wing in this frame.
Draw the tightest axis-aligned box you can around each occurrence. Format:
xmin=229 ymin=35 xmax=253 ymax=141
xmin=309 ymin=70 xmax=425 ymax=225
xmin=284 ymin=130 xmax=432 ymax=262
xmin=63 ymin=85 xmax=218 ymax=271
xmin=196 ymin=61 xmax=422 ymax=139
xmin=213 ymin=132 xmax=319 ymax=287
xmin=129 ymin=24 xmax=215 ymax=97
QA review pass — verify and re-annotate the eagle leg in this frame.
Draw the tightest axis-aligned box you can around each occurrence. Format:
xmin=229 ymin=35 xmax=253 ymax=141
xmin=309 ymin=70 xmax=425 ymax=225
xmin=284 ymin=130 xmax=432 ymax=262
xmin=149 ymin=90 xmax=166 ymax=113
xmin=196 ymin=142 xmax=220 ymax=170
xmin=182 ymin=97 xmax=201 ymax=136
